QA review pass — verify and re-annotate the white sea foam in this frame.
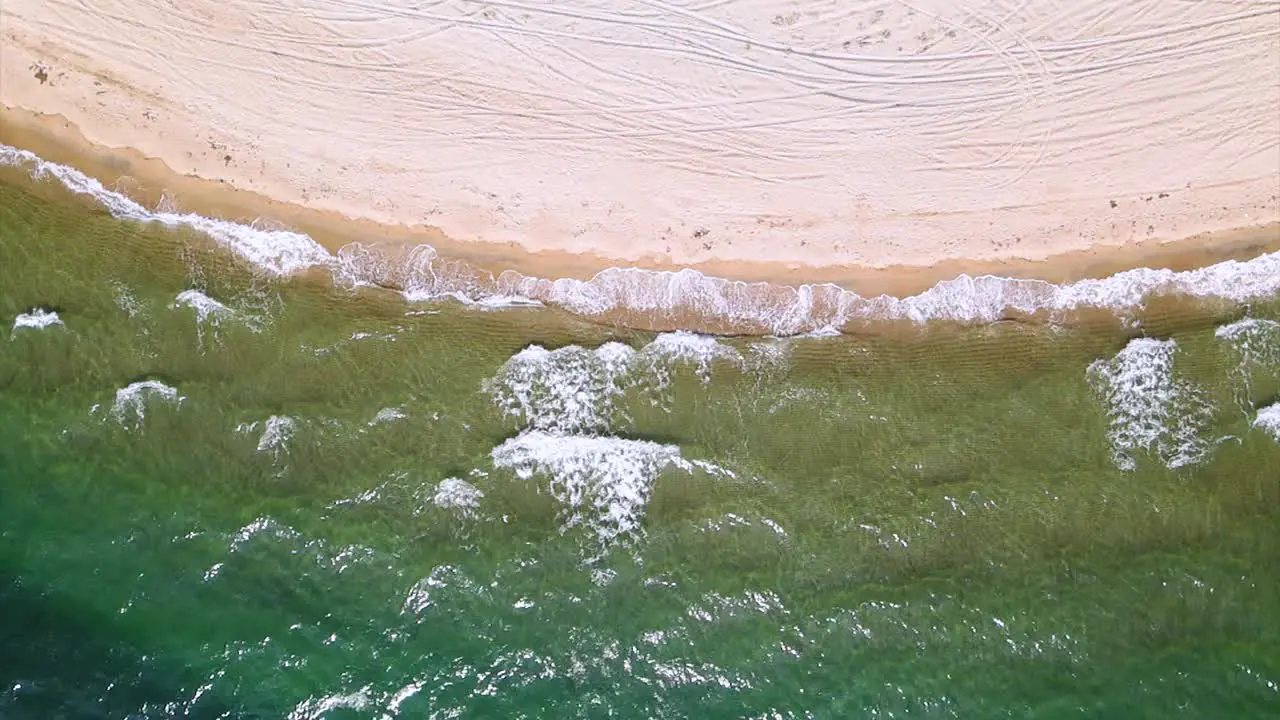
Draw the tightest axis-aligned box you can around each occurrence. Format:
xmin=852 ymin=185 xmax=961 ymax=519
xmin=1217 ymin=318 xmax=1280 ymax=367
xmin=317 ymin=240 xmax=1280 ymax=334
xmin=369 ymin=406 xmax=408 ymax=426
xmin=642 ymin=331 xmax=743 ymax=382
xmin=485 ymin=336 xmax=748 ymax=564
xmin=387 ymin=682 xmax=422 ymax=715
xmin=328 ymin=483 xmax=387 ymax=509
xmin=485 ymin=342 xmax=639 ymax=434
xmin=1216 ymin=317 xmax=1280 ymax=412
xmin=700 ymin=512 xmax=788 ymax=537
xmin=1086 ymin=338 xmax=1215 ymax=471
xmin=491 ymin=431 xmax=681 ymax=563
xmin=1254 ymin=404 xmax=1280 ymax=441
xmin=106 ymin=380 xmax=185 ymax=429
xmin=516 ymin=256 xmax=1280 ymax=334
xmin=670 ymin=457 xmax=739 ymax=480
xmin=7 ymin=142 xmax=1277 ymax=335
xmin=485 ymin=333 xmax=750 ymax=433
xmin=256 ymin=415 xmax=296 ymax=455
xmin=234 ymin=415 xmax=298 ymax=467
xmin=432 ymin=477 xmax=484 ymax=516
xmin=174 ymin=289 xmax=234 ymax=325
xmin=742 ymin=338 xmax=792 ymax=375
xmin=229 ymin=516 xmax=302 ymax=553
xmin=402 ymin=564 xmax=475 ymax=615
xmin=287 ymin=688 xmax=372 ymax=720
xmin=1 ymin=144 xmax=331 ymax=276
xmin=10 ymin=308 xmax=63 ymax=336
xmin=491 ymin=430 xmax=733 ymax=564
xmin=113 ymin=283 xmax=148 ymax=319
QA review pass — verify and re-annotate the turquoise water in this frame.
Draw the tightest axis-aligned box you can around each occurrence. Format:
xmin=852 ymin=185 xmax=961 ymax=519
xmin=3 ymin=161 xmax=1280 ymax=718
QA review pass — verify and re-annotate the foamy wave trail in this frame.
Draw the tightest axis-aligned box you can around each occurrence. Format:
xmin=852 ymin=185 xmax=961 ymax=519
xmin=10 ymin=308 xmax=64 ymax=337
xmin=0 ymin=144 xmax=331 ymax=276
xmin=1087 ymin=339 xmax=1215 ymax=471
xmin=8 ymin=142 xmax=1279 ymax=335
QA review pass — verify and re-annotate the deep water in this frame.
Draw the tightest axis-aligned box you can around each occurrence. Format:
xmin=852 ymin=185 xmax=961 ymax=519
xmin=2 ymin=166 xmax=1280 ymax=719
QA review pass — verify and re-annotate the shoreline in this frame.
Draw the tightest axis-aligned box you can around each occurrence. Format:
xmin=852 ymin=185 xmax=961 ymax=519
xmin=4 ymin=118 xmax=1279 ymax=338
xmin=2 ymin=0 xmax=1278 ymax=310
xmin=3 ymin=105 xmax=1278 ymax=305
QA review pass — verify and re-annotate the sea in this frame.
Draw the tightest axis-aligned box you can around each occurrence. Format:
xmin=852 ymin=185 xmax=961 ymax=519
xmin=2 ymin=144 xmax=1279 ymax=718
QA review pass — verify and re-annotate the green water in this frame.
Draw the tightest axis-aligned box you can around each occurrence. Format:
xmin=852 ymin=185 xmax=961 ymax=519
xmin=2 ymin=167 xmax=1279 ymax=719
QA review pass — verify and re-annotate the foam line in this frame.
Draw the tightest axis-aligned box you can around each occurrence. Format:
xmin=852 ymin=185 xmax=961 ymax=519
xmin=6 ymin=143 xmax=1278 ymax=336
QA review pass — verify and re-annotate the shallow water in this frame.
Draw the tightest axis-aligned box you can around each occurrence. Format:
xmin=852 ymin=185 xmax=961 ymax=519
xmin=2 ymin=164 xmax=1280 ymax=718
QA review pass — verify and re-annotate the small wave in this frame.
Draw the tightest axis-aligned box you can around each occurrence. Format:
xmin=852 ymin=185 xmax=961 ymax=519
xmin=486 ymin=341 xmax=639 ymax=435
xmin=485 ymin=332 xmax=762 ymax=434
xmin=10 ymin=308 xmax=64 ymax=336
xmin=237 ymin=415 xmax=296 ymax=452
xmin=174 ymin=289 xmax=234 ymax=325
xmin=1087 ymin=338 xmax=1215 ymax=471
xmin=432 ymin=477 xmax=485 ymax=517
xmin=1216 ymin=318 xmax=1280 ymax=367
xmin=368 ymin=406 xmax=408 ymax=426
xmin=491 ymin=431 xmax=678 ymax=564
xmin=1255 ymin=404 xmax=1280 ymax=442
xmin=512 ymin=257 xmax=1280 ymax=334
xmin=256 ymin=415 xmax=296 ymax=456
xmin=6 ymin=142 xmax=1278 ymax=335
xmin=228 ymin=516 xmax=302 ymax=553
xmin=221 ymin=515 xmax=377 ymax=578
xmin=287 ymin=688 xmax=373 ymax=720
xmin=491 ymin=430 xmax=731 ymax=567
xmin=643 ymin=331 xmax=743 ymax=381
xmin=1216 ymin=317 xmax=1280 ymax=412
xmin=98 ymin=380 xmax=185 ymax=429
xmin=402 ymin=564 xmax=478 ymax=615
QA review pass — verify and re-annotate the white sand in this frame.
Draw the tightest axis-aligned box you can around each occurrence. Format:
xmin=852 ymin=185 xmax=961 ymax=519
xmin=1 ymin=0 xmax=1278 ymax=274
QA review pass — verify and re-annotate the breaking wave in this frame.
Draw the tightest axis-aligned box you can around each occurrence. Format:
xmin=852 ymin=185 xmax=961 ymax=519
xmin=1086 ymin=338 xmax=1216 ymax=471
xmin=484 ymin=335 xmax=745 ymax=572
xmin=94 ymin=380 xmax=186 ymax=430
xmin=4 ymin=143 xmax=1279 ymax=336
xmin=1256 ymin=403 xmax=1280 ymax=442
xmin=10 ymin=308 xmax=64 ymax=337
xmin=490 ymin=430 xmax=732 ymax=572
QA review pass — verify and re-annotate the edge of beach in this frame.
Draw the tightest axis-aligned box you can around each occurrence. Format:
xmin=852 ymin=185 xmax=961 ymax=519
xmin=4 ymin=106 xmax=1279 ymax=306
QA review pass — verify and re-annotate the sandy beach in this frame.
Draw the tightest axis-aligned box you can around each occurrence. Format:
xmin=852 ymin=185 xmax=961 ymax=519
xmin=1 ymin=0 xmax=1278 ymax=293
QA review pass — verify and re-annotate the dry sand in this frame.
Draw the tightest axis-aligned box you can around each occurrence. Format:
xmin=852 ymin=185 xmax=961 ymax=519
xmin=2 ymin=0 xmax=1279 ymax=283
